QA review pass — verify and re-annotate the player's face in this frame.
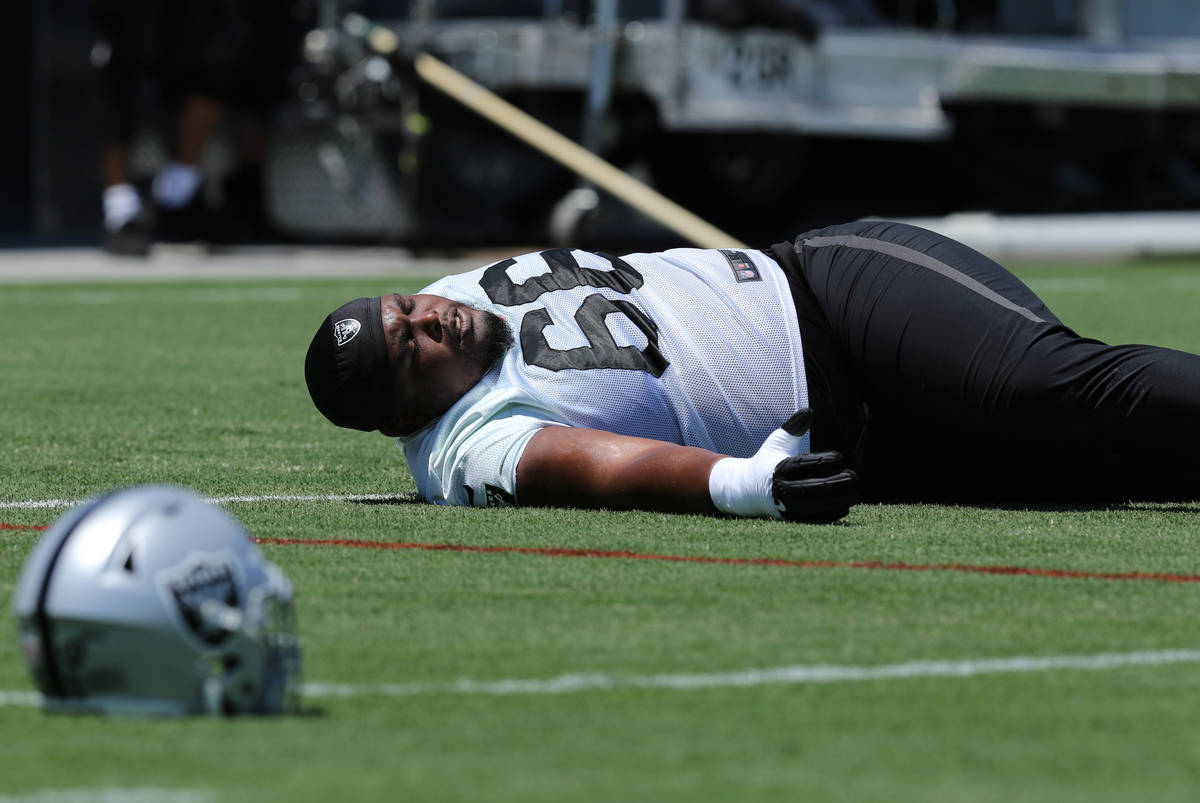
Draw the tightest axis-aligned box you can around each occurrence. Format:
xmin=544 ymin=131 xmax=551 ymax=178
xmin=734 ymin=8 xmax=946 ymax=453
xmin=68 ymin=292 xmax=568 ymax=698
xmin=378 ymin=293 xmax=512 ymax=435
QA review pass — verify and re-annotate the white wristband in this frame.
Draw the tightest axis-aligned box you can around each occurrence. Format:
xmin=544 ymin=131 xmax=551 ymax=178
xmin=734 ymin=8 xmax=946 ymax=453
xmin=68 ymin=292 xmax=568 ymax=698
xmin=708 ymin=424 xmax=809 ymax=519
xmin=708 ymin=456 xmax=778 ymax=518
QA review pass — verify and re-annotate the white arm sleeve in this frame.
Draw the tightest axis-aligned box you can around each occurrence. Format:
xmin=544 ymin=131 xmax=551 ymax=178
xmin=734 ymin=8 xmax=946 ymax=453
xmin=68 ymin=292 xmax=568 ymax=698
xmin=402 ymin=412 xmax=555 ymax=508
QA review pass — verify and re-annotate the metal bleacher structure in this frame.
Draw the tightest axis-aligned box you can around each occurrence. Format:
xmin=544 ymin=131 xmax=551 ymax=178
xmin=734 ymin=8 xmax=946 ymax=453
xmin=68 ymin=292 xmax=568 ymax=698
xmin=265 ymin=0 xmax=1200 ymax=247
xmin=23 ymin=1 xmax=1200 ymax=249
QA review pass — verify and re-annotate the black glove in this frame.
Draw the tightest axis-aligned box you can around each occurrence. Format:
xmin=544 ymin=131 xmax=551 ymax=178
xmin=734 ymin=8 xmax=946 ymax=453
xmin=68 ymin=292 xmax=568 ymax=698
xmin=770 ymin=410 xmax=860 ymax=524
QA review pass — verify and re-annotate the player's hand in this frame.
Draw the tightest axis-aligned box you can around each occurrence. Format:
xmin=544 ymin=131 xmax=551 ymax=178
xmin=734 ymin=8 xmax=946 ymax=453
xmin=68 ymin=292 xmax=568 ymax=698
xmin=708 ymin=409 xmax=860 ymax=523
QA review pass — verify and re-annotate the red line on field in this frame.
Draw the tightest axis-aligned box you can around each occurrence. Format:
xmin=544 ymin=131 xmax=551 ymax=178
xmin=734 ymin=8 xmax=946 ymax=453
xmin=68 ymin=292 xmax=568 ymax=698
xmin=254 ymin=537 xmax=1200 ymax=585
xmin=5 ymin=522 xmax=1195 ymax=584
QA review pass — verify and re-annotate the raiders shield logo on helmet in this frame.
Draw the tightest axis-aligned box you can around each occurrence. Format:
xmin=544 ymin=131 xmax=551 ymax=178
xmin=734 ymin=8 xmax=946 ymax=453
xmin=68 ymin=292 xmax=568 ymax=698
xmin=158 ymin=555 xmax=243 ymax=647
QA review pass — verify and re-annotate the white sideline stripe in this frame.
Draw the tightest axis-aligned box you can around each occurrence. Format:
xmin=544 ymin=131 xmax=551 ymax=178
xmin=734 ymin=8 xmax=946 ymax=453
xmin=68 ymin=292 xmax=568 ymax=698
xmin=210 ymin=493 xmax=406 ymax=505
xmin=0 ymin=690 xmax=43 ymax=707
xmin=3 ymin=651 xmax=1197 ymax=708
xmin=1024 ymin=277 xmax=1110 ymax=293
xmin=0 ymin=789 xmax=212 ymax=803
xmin=0 ymin=287 xmax=305 ymax=306
xmin=303 ymin=649 xmax=1200 ymax=698
xmin=0 ymin=493 xmax=405 ymax=511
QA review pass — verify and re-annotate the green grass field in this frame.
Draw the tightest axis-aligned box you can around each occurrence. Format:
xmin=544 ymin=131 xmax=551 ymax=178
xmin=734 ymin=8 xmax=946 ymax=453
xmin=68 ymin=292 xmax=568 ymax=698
xmin=2 ymin=257 xmax=1199 ymax=802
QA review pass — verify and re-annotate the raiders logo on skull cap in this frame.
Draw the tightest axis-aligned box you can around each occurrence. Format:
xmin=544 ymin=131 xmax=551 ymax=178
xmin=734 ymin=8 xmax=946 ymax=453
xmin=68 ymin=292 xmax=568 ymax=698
xmin=333 ymin=318 xmax=361 ymax=346
xmin=305 ymin=296 xmax=394 ymax=432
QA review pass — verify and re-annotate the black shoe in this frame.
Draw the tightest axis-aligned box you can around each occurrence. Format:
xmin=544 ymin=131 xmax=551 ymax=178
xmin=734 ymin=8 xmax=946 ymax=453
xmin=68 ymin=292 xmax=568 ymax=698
xmin=102 ymin=219 xmax=152 ymax=257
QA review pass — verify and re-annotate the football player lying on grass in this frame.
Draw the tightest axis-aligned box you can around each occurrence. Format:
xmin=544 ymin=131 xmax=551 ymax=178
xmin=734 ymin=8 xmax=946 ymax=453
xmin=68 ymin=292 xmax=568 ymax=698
xmin=305 ymin=221 xmax=1200 ymax=523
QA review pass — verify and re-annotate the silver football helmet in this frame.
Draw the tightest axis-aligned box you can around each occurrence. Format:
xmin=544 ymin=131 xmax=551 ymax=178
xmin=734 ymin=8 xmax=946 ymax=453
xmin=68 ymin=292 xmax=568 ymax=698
xmin=11 ymin=485 xmax=301 ymax=716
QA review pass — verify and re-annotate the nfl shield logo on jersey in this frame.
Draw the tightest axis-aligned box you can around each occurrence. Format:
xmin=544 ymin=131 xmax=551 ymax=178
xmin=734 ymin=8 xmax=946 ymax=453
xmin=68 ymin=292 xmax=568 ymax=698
xmin=721 ymin=250 xmax=761 ymax=283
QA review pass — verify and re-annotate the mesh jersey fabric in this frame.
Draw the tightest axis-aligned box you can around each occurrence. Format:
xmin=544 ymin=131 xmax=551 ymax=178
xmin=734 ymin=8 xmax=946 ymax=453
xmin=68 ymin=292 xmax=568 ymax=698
xmin=399 ymin=247 xmax=809 ymax=507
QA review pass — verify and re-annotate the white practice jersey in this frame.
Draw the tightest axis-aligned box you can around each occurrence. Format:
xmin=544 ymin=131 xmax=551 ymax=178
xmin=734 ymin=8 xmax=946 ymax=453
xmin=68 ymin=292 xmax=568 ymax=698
xmin=399 ymin=247 xmax=809 ymax=507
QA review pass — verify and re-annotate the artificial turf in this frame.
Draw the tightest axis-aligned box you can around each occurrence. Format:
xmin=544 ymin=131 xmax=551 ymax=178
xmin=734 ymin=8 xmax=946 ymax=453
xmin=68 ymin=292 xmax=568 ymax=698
xmin=1 ymin=259 xmax=1198 ymax=801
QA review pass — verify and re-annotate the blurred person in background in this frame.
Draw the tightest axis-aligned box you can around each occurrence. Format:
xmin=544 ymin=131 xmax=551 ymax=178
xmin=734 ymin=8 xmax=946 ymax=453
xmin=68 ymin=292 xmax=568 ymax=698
xmin=89 ymin=0 xmax=291 ymax=255
xmin=90 ymin=0 xmax=157 ymax=255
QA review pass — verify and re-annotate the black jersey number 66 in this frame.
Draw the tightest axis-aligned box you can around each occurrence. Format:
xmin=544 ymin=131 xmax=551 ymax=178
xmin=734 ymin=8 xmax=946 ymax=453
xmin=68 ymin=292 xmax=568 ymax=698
xmin=479 ymin=249 xmax=669 ymax=377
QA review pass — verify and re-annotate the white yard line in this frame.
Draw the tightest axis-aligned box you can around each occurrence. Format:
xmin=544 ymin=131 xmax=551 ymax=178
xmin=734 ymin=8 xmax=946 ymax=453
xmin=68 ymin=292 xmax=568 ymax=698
xmin=4 ymin=650 xmax=1197 ymax=708
xmin=0 ymin=493 xmax=406 ymax=511
xmin=1168 ymin=275 xmax=1200 ymax=290
xmin=1024 ymin=277 xmax=1110 ymax=293
xmin=301 ymin=650 xmax=1200 ymax=697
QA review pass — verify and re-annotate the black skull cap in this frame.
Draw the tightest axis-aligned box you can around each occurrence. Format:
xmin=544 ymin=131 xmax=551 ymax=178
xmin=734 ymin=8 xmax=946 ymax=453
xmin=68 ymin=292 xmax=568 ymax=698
xmin=304 ymin=296 xmax=394 ymax=432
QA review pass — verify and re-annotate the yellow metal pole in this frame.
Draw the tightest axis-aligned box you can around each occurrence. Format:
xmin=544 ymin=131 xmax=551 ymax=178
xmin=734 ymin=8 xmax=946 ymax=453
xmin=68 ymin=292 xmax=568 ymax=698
xmin=411 ymin=52 xmax=748 ymax=249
